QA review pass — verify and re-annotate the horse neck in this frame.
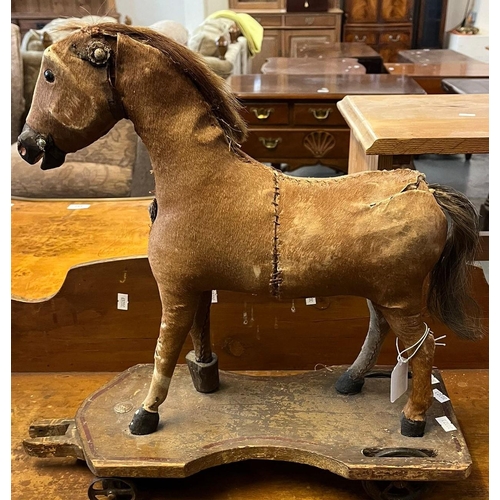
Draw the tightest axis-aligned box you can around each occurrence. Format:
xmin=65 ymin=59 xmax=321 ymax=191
xmin=117 ymin=64 xmax=236 ymax=198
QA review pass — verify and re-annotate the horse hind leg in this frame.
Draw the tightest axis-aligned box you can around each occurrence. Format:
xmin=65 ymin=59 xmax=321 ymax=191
xmin=381 ymin=307 xmax=436 ymax=438
xmin=335 ymin=300 xmax=390 ymax=395
xmin=186 ymin=290 xmax=220 ymax=393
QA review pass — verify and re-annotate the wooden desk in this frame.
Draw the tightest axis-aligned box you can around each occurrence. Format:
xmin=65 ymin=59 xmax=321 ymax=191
xmin=11 ymin=369 xmax=488 ymax=499
xmin=441 ymin=78 xmax=489 ymax=95
xmin=397 ymin=48 xmax=479 ymax=64
xmin=294 ymin=42 xmax=384 ymax=73
xmin=384 ymin=62 xmax=489 ymax=94
xmin=11 ymin=197 xmax=151 ymax=301
xmin=336 ymin=94 xmax=489 ymax=174
xmin=261 ymin=57 xmax=366 ymax=75
xmin=228 ymin=74 xmax=425 ymax=172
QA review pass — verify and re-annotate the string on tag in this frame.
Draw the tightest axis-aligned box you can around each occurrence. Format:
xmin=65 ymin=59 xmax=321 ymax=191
xmin=396 ymin=323 xmax=431 ymax=363
xmin=314 ymin=363 xmax=335 ymax=372
xmin=434 ymin=335 xmax=446 ymax=347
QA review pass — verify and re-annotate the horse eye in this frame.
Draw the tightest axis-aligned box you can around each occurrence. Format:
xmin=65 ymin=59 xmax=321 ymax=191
xmin=44 ymin=69 xmax=55 ymax=83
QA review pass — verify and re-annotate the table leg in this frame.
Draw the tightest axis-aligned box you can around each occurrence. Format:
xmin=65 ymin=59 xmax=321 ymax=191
xmin=347 ymin=131 xmax=393 ymax=174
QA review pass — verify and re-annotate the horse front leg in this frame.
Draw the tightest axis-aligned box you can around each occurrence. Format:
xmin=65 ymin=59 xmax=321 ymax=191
xmin=129 ymin=292 xmax=199 ymax=435
xmin=186 ymin=290 xmax=220 ymax=393
xmin=381 ymin=308 xmax=436 ymax=437
xmin=335 ymin=300 xmax=390 ymax=395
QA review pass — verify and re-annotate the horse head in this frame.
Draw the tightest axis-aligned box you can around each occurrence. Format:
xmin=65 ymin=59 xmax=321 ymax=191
xmin=17 ymin=25 xmax=126 ymax=170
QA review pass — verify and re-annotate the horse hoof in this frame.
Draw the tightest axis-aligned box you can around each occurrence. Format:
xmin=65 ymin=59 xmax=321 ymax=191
xmin=400 ymin=414 xmax=426 ymax=437
xmin=335 ymin=371 xmax=364 ymax=395
xmin=129 ymin=407 xmax=160 ymax=435
xmin=186 ymin=350 xmax=219 ymax=393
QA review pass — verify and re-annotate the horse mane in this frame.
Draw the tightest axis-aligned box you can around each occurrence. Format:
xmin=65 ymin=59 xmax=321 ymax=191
xmin=59 ymin=22 xmax=248 ymax=149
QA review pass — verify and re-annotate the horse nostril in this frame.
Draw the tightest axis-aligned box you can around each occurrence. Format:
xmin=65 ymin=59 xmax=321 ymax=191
xmin=19 ymin=145 xmax=27 ymax=156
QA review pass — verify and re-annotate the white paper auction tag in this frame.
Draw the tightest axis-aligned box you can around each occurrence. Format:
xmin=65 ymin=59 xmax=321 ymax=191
xmin=117 ymin=293 xmax=129 ymax=310
xmin=431 ymin=374 xmax=440 ymax=385
xmin=390 ymin=360 xmax=408 ymax=403
xmin=67 ymin=203 xmax=91 ymax=210
xmin=211 ymin=290 xmax=218 ymax=303
xmin=433 ymin=388 xmax=450 ymax=403
xmin=305 ymin=297 xmax=317 ymax=305
xmin=436 ymin=416 xmax=457 ymax=432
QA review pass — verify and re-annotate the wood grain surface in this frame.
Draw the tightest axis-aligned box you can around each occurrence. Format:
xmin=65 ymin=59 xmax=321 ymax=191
xmin=337 ymin=94 xmax=489 ymax=156
xmin=11 ymin=197 xmax=152 ymax=300
xmin=11 ymin=256 xmax=489 ymax=372
xmin=11 ymin=369 xmax=488 ymax=499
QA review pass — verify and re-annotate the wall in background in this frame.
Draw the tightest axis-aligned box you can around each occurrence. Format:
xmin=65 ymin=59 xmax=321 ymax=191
xmin=444 ymin=0 xmax=489 ymax=34
xmin=116 ymin=0 xmax=488 ymax=45
xmin=115 ymin=0 xmax=230 ymax=35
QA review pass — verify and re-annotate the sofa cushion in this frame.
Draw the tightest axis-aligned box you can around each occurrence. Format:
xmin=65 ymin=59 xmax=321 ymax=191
xmin=188 ymin=18 xmax=235 ymax=57
xmin=149 ymin=20 xmax=189 ymax=46
xmin=11 ymin=24 xmax=25 ymax=144
xmin=11 ymin=120 xmax=137 ymax=198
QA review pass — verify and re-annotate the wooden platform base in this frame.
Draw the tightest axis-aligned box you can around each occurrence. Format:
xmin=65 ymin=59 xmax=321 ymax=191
xmin=11 ymin=369 xmax=488 ymax=499
xmin=23 ymin=364 xmax=472 ymax=486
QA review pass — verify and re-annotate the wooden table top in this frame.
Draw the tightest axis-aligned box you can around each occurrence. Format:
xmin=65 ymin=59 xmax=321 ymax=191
xmin=228 ymin=74 xmax=425 ymax=99
xmin=442 ymin=78 xmax=489 ymax=95
xmin=295 ymin=42 xmax=382 ymax=59
xmin=261 ymin=57 xmax=366 ymax=75
xmin=11 ymin=197 xmax=152 ymax=300
xmin=11 ymin=369 xmax=488 ymax=499
xmin=397 ymin=48 xmax=479 ymax=64
xmin=384 ymin=61 xmax=489 ymax=78
xmin=337 ymin=93 xmax=489 ymax=155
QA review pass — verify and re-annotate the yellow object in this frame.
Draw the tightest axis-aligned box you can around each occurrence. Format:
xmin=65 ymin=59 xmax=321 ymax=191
xmin=208 ymin=10 xmax=264 ymax=56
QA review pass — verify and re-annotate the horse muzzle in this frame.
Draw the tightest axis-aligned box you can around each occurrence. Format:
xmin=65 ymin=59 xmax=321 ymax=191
xmin=17 ymin=124 xmax=67 ymax=170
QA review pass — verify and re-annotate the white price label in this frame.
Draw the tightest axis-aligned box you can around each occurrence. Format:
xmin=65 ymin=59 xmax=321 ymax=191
xmin=211 ymin=290 xmax=218 ymax=303
xmin=305 ymin=297 xmax=317 ymax=305
xmin=390 ymin=360 xmax=408 ymax=403
xmin=436 ymin=416 xmax=457 ymax=432
xmin=431 ymin=374 xmax=439 ymax=385
xmin=67 ymin=203 xmax=91 ymax=210
xmin=433 ymin=388 xmax=450 ymax=403
xmin=117 ymin=293 xmax=129 ymax=310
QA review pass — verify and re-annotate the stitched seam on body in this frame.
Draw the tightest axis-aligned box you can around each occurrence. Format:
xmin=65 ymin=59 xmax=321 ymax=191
xmin=270 ymin=170 xmax=283 ymax=298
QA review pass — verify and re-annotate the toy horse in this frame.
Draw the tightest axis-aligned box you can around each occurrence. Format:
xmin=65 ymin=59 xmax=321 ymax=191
xmin=17 ymin=23 xmax=482 ymax=438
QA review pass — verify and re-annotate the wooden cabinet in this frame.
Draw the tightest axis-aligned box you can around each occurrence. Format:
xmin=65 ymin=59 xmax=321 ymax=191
xmin=11 ymin=0 xmax=119 ymax=37
xmin=229 ymin=74 xmax=426 ymax=172
xmin=343 ymin=0 xmax=414 ymax=62
xmin=229 ymin=1 xmax=342 ymax=72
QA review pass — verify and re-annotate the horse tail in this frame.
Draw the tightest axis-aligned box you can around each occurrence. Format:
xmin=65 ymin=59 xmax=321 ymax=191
xmin=427 ymin=184 xmax=483 ymax=340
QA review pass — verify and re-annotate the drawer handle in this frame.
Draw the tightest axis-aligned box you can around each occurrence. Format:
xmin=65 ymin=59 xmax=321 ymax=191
xmin=354 ymin=35 xmax=367 ymax=42
xmin=251 ymin=107 xmax=274 ymax=120
xmin=310 ymin=108 xmax=332 ymax=120
xmin=389 ymin=34 xmax=401 ymax=42
xmin=259 ymin=137 xmax=282 ymax=149
xmin=305 ymin=17 xmax=315 ymax=25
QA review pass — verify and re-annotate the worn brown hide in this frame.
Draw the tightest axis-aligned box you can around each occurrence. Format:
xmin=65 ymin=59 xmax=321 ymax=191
xmin=19 ymin=24 xmax=482 ymax=437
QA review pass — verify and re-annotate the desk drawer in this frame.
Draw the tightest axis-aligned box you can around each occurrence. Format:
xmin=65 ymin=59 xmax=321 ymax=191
xmin=343 ymin=29 xmax=378 ymax=45
xmin=251 ymin=14 xmax=282 ymax=27
xmin=293 ymin=103 xmax=346 ymax=126
xmin=284 ymin=14 xmax=338 ymax=27
xmin=240 ymin=103 xmax=289 ymax=125
xmin=243 ymin=129 xmax=350 ymax=159
xmin=379 ymin=29 xmax=411 ymax=45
